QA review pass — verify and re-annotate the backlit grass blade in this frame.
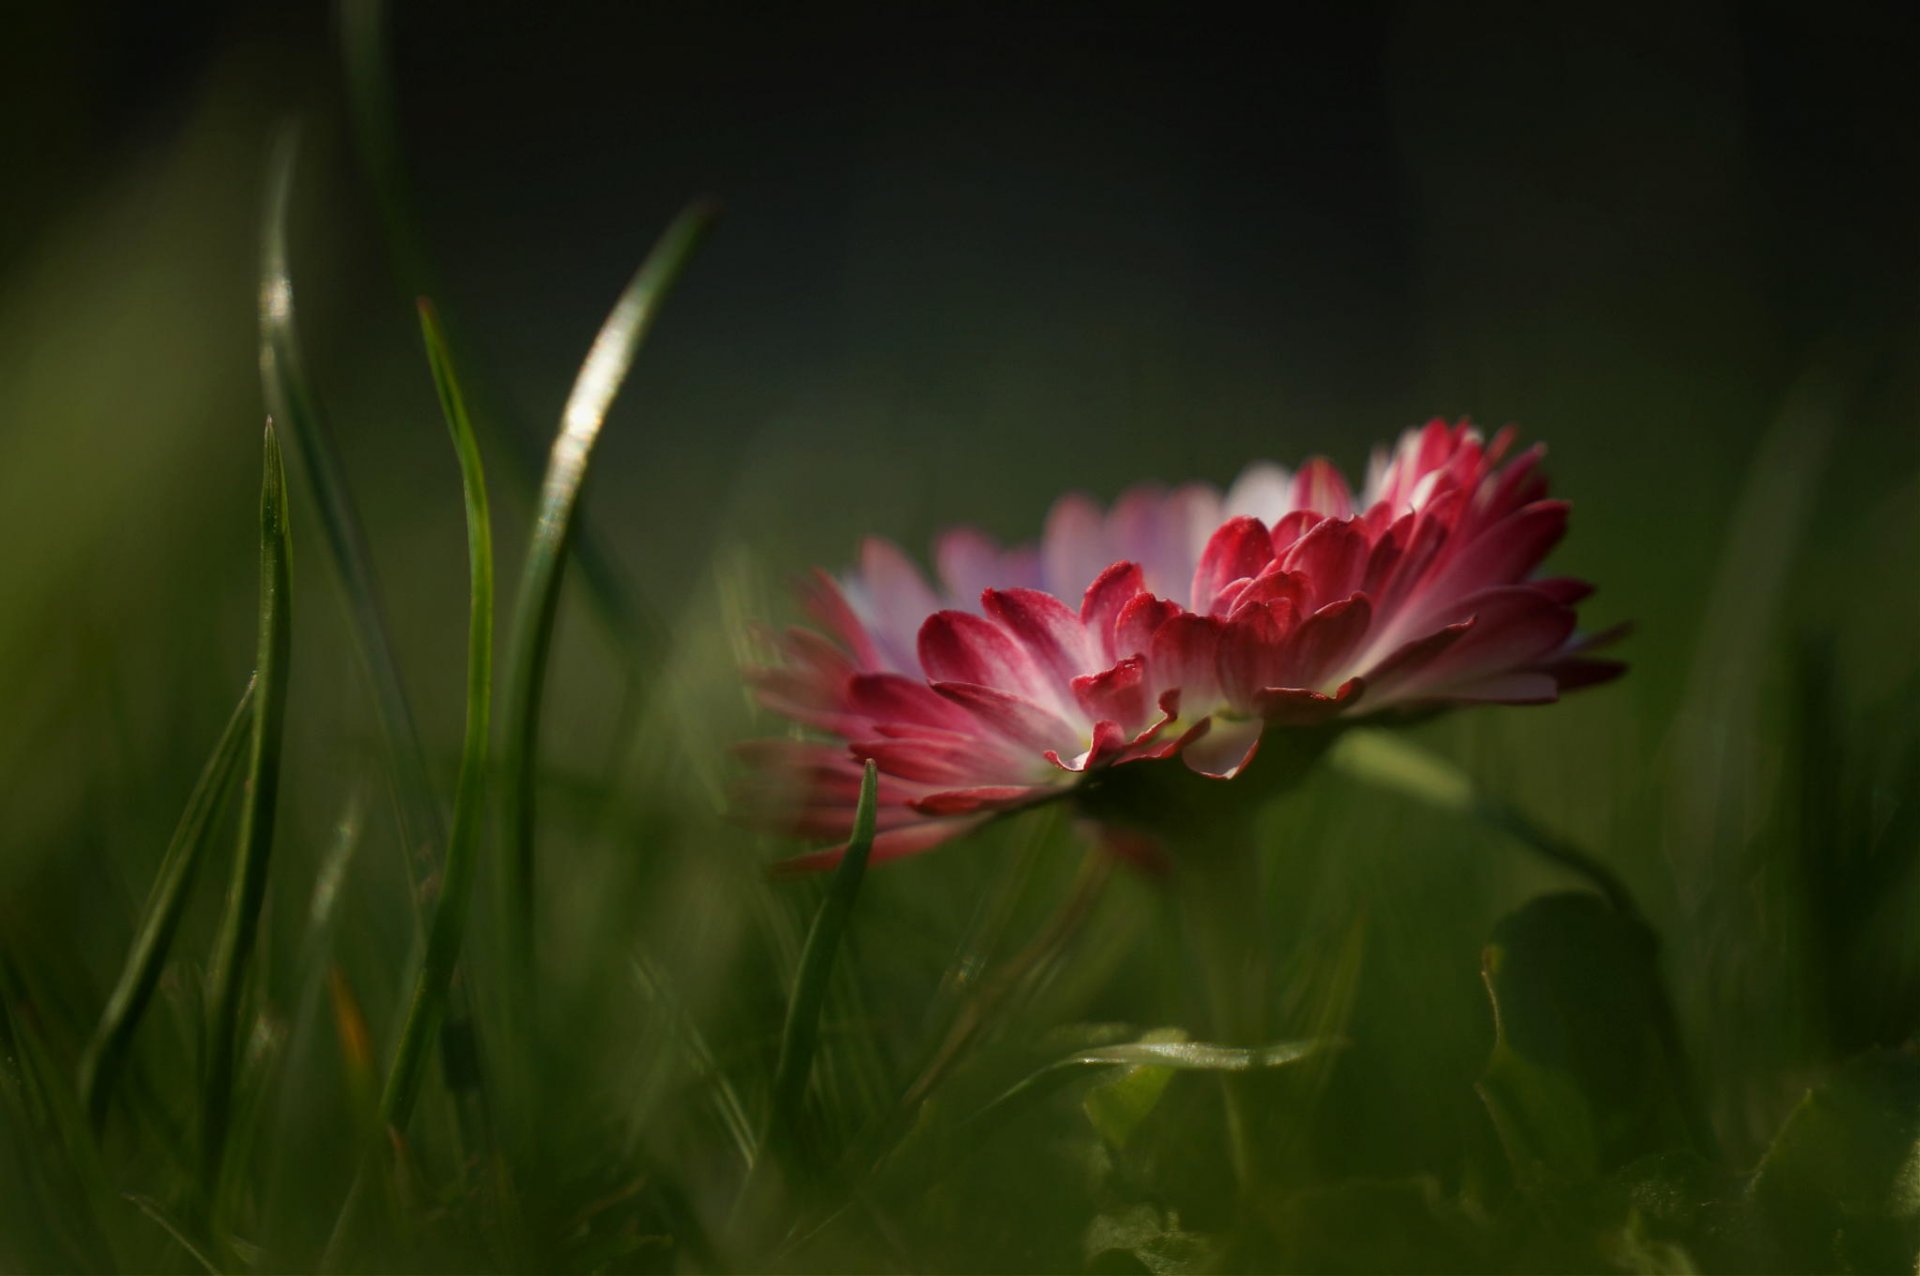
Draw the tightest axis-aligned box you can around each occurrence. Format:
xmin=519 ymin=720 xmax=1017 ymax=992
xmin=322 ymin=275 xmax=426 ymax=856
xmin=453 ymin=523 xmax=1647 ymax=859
xmin=378 ymin=298 xmax=494 ymax=1135
xmin=200 ymin=421 xmax=294 ymax=1191
xmin=260 ymin=125 xmax=444 ymax=903
xmin=767 ymin=760 xmax=879 ymax=1163
xmin=498 ymin=201 xmax=717 ymax=975
xmin=78 ymin=676 xmax=257 ymax=1132
xmin=338 ymin=0 xmax=668 ymax=664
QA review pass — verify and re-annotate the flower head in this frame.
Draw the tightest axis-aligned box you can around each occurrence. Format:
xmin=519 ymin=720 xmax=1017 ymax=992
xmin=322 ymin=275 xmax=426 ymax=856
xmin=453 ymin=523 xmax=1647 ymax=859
xmin=741 ymin=420 xmax=1624 ymax=868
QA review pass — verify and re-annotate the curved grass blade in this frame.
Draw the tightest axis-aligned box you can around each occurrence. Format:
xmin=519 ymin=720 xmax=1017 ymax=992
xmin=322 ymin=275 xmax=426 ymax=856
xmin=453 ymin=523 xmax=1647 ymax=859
xmin=1326 ymin=727 xmax=1639 ymax=916
xmin=378 ymin=299 xmax=494 ymax=1135
xmin=337 ymin=0 xmax=667 ymax=665
xmin=732 ymin=763 xmax=878 ymax=1240
xmin=498 ymin=201 xmax=717 ymax=978
xmin=766 ymin=761 xmax=879 ymax=1161
xmin=260 ymin=125 xmax=443 ymax=905
xmin=78 ymin=676 xmax=257 ymax=1132
xmin=200 ymin=421 xmax=294 ymax=1192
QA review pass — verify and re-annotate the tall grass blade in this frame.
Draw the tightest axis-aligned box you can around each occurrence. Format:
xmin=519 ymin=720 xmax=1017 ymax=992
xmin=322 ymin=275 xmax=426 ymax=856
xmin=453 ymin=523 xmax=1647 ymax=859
xmin=200 ymin=421 xmax=294 ymax=1192
xmin=259 ymin=124 xmax=443 ymax=905
xmin=378 ymin=299 xmax=494 ymax=1135
xmin=78 ymin=676 xmax=257 ymax=1133
xmin=338 ymin=0 xmax=668 ymax=663
xmin=766 ymin=761 xmax=879 ymax=1164
xmin=498 ymin=201 xmax=717 ymax=977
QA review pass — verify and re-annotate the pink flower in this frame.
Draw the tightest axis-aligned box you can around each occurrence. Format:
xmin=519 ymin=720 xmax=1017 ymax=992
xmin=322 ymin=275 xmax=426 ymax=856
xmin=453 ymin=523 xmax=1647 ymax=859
xmin=741 ymin=420 xmax=1624 ymax=869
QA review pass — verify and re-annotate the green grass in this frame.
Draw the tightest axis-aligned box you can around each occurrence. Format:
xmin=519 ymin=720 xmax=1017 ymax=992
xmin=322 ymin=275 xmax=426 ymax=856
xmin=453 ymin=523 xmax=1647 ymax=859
xmin=0 ymin=24 xmax=1916 ymax=1276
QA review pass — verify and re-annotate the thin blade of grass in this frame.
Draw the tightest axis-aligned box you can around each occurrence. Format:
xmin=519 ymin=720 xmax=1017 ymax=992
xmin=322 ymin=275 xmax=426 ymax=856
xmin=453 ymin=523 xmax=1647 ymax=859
xmin=498 ymin=201 xmax=717 ymax=980
xmin=259 ymin=124 xmax=443 ymax=907
xmin=200 ymin=420 xmax=294 ymax=1194
xmin=378 ymin=298 xmax=494 ymax=1135
xmin=337 ymin=0 xmax=667 ymax=665
xmin=767 ymin=761 xmax=880 ymax=1164
xmin=78 ymin=676 xmax=257 ymax=1133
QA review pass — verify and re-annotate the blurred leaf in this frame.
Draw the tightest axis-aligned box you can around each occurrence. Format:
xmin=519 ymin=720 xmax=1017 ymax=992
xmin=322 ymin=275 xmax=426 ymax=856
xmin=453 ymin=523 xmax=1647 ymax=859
xmin=979 ymin=1033 xmax=1329 ymax=1139
xmin=1085 ymin=1201 xmax=1225 ymax=1275
xmin=1084 ymin=1028 xmax=1188 ymax=1150
xmin=377 ymin=299 xmax=496 ymax=1138
xmin=200 ymin=421 xmax=293 ymax=1195
xmin=1749 ymin=1047 xmax=1920 ymax=1272
xmin=258 ymin=126 xmax=443 ymax=906
xmin=767 ymin=760 xmax=880 ymax=1165
xmin=1477 ymin=893 xmax=1698 ymax=1191
xmin=78 ymin=675 xmax=255 ymax=1132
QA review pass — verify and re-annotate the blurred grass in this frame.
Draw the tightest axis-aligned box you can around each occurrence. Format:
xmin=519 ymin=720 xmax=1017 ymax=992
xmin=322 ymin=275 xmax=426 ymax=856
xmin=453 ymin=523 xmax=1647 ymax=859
xmin=0 ymin=15 xmax=1916 ymax=1275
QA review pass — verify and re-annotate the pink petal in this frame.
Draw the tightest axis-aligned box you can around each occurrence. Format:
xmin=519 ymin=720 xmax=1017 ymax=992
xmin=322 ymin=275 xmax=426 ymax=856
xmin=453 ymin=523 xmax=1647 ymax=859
xmin=983 ymin=587 xmax=1095 ymax=683
xmin=918 ymin=609 xmax=1049 ymax=701
xmin=1290 ymin=457 xmax=1354 ymax=518
xmin=1253 ymin=677 xmax=1363 ymax=724
xmin=1041 ymin=492 xmax=1111 ymax=600
xmin=933 ymin=680 xmax=1081 ymax=754
xmin=909 ymin=785 xmax=1053 ymax=816
xmin=1071 ymin=656 xmax=1152 ymax=730
xmin=1278 ymin=517 xmax=1371 ymax=608
xmin=1148 ymin=613 xmax=1226 ymax=706
xmin=1190 ymin=516 xmax=1274 ymax=614
xmin=1114 ymin=592 xmax=1181 ymax=660
xmin=774 ymin=819 xmax=989 ymax=874
xmin=1081 ymin=561 xmax=1148 ymax=662
xmin=846 ymin=672 xmax=975 ymax=732
xmin=850 ymin=733 xmax=1028 ymax=786
xmin=1277 ymin=594 xmax=1374 ymax=689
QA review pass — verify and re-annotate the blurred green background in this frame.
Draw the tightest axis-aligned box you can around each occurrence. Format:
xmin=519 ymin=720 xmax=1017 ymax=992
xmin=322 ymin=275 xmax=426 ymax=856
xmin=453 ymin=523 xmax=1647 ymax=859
xmin=2 ymin=2 xmax=1916 ymax=1270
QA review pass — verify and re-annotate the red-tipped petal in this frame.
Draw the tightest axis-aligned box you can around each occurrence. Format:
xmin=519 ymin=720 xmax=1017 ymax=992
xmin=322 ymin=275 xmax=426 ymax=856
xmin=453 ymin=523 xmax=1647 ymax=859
xmin=1279 ymin=516 xmax=1371 ymax=609
xmin=983 ymin=587 xmax=1095 ymax=683
xmin=1114 ymin=592 xmax=1181 ymax=660
xmin=1290 ymin=457 xmax=1354 ymax=519
xmin=1190 ymin=516 xmax=1274 ymax=613
xmin=918 ymin=609 xmax=1047 ymax=700
xmin=1179 ymin=716 xmax=1264 ymax=778
xmin=1278 ymin=594 xmax=1374 ymax=690
xmin=1081 ymin=561 xmax=1148 ymax=662
xmin=933 ymin=681 xmax=1081 ymax=753
xmin=1071 ymin=656 xmax=1152 ymax=730
xmin=1148 ymin=613 xmax=1225 ymax=706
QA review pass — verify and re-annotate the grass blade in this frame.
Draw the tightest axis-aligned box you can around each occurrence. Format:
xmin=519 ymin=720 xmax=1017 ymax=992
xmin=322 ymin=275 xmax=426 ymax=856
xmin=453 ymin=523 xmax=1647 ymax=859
xmin=338 ymin=0 xmax=668 ymax=665
xmin=378 ymin=299 xmax=495 ymax=1135
xmin=260 ymin=124 xmax=443 ymax=906
xmin=768 ymin=760 xmax=880 ymax=1162
xmin=200 ymin=421 xmax=294 ymax=1192
xmin=78 ymin=676 xmax=257 ymax=1132
xmin=498 ymin=201 xmax=717 ymax=978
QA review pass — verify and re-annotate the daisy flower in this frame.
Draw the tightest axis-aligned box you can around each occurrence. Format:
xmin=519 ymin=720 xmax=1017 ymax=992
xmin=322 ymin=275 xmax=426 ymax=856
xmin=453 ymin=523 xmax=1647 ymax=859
xmin=741 ymin=419 xmax=1623 ymax=868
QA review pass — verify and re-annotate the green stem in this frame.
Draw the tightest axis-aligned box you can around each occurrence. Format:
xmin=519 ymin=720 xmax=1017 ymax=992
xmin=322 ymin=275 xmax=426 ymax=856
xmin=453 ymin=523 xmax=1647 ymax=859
xmin=201 ymin=422 xmax=294 ymax=1196
xmin=80 ymin=676 xmax=256 ymax=1133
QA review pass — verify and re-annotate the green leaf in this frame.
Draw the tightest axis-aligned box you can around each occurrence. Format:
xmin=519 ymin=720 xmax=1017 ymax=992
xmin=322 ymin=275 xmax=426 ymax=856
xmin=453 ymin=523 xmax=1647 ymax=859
xmin=259 ymin=125 xmax=444 ymax=911
xmin=1085 ymin=1201 xmax=1226 ymax=1275
xmin=1749 ymin=1047 xmax=1920 ymax=1272
xmin=498 ymin=200 xmax=717 ymax=981
xmin=978 ymin=1032 xmax=1328 ymax=1139
xmin=377 ymin=298 xmax=496 ymax=1137
xmin=1477 ymin=892 xmax=1699 ymax=1192
xmin=1083 ymin=1027 xmax=1189 ymax=1149
xmin=78 ymin=676 xmax=256 ymax=1132
xmin=767 ymin=760 xmax=880 ymax=1162
xmin=200 ymin=420 xmax=294 ymax=1195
